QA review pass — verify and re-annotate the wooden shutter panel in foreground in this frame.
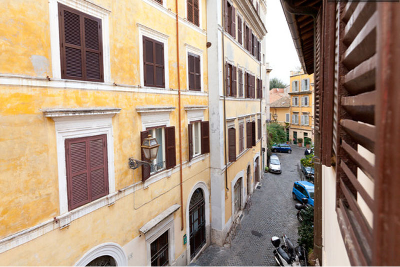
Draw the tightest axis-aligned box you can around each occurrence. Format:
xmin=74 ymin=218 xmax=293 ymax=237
xmin=141 ymin=131 xmax=151 ymax=181
xmin=188 ymin=124 xmax=193 ymax=161
xmin=59 ymin=3 xmax=103 ymax=82
xmin=201 ymin=121 xmax=210 ymax=154
xmin=251 ymin=121 xmax=256 ymax=146
xmin=165 ymin=126 xmax=176 ymax=169
xmin=65 ymin=134 xmax=108 ymax=211
xmin=246 ymin=122 xmax=252 ymax=149
xmin=228 ymin=128 xmax=236 ymax=162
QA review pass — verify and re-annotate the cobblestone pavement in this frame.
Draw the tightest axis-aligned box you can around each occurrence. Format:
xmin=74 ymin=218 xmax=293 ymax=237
xmin=194 ymin=145 xmax=306 ymax=266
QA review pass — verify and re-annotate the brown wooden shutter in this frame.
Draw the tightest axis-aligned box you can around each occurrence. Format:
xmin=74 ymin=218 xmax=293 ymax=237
xmin=228 ymin=128 xmax=236 ymax=162
xmin=88 ymin=136 xmax=108 ymax=200
xmin=59 ymin=4 xmax=104 ymax=82
xmin=258 ymin=118 xmax=261 ymax=140
xmin=232 ymin=66 xmax=237 ymax=97
xmin=231 ymin=6 xmax=236 ymax=38
xmin=239 ymin=123 xmax=244 ymax=152
xmin=188 ymin=124 xmax=193 ymax=161
xmin=238 ymin=16 xmax=242 ymax=45
xmin=246 ymin=122 xmax=252 ymax=149
xmin=141 ymin=131 xmax=151 ymax=181
xmin=245 ymin=73 xmax=249 ymax=98
xmin=143 ymin=36 xmax=164 ymax=88
xmin=252 ymin=121 xmax=256 ymax=146
xmin=258 ymin=40 xmax=261 ymax=61
xmin=225 ymin=63 xmax=231 ymax=96
xmin=251 ymin=75 xmax=255 ymax=98
xmin=66 ymin=138 xmax=90 ymax=210
xmin=65 ymin=134 xmax=108 ymax=211
xmin=201 ymin=121 xmax=210 ymax=154
xmin=193 ymin=0 xmax=199 ymax=26
xmin=188 ymin=0 xmax=194 ymax=24
xmin=249 ymin=28 xmax=253 ymax=53
xmin=225 ymin=0 xmax=229 ymax=32
xmin=188 ymin=54 xmax=195 ymax=90
xmin=195 ymin=56 xmax=201 ymax=90
xmin=238 ymin=69 xmax=243 ymax=97
xmin=165 ymin=126 xmax=176 ymax=169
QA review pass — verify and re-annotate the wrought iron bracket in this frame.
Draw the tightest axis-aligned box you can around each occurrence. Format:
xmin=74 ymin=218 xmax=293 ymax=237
xmin=129 ymin=158 xmax=151 ymax=170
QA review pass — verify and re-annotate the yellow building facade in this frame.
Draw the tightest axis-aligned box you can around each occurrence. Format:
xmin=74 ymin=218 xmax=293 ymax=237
xmin=288 ymin=70 xmax=314 ymax=146
xmin=0 ymin=0 xmax=212 ymax=265
xmin=270 ymin=96 xmax=290 ymax=141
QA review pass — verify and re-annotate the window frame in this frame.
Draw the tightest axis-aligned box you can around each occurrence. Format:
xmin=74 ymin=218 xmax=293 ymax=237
xmin=191 ymin=121 xmax=202 ymax=158
xmin=148 ymin=126 xmax=167 ymax=175
xmin=238 ymin=67 xmax=244 ymax=98
xmin=138 ymin=23 xmax=169 ymax=89
xmin=286 ymin=113 xmax=290 ymax=123
xmin=143 ymin=36 xmax=165 ymax=88
xmin=301 ymin=78 xmax=310 ymax=91
xmin=292 ymin=80 xmax=299 ymax=92
xmin=293 ymin=96 xmax=299 ymax=106
xmin=186 ymin=0 xmax=202 ymax=28
xmin=49 ymin=0 xmax=111 ymax=82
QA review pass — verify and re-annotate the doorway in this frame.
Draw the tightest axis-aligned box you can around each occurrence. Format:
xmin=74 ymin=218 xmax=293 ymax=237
xmin=293 ymin=131 xmax=298 ymax=144
xmin=189 ymin=188 xmax=206 ymax=259
xmin=254 ymin=157 xmax=260 ymax=183
xmin=233 ymin=178 xmax=242 ymax=216
xmin=86 ymin=256 xmax=116 ymax=266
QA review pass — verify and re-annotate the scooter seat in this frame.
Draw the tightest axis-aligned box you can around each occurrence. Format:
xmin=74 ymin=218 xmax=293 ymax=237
xmin=277 ymin=247 xmax=292 ymax=264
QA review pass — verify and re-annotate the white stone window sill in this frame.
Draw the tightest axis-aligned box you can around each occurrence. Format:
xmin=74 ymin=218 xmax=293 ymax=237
xmin=188 ymin=153 xmax=208 ymax=167
xmin=144 ymin=168 xmax=173 ymax=189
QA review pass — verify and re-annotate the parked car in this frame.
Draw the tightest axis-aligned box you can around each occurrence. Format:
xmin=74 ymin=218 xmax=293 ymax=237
xmin=301 ymin=165 xmax=314 ymax=182
xmin=271 ymin=144 xmax=292 ymax=154
xmin=269 ymin=154 xmax=281 ymax=174
xmin=292 ymin=181 xmax=314 ymax=206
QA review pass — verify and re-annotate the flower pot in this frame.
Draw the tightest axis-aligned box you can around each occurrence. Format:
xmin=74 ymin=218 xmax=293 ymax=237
xmin=298 ymin=143 xmax=302 ymax=147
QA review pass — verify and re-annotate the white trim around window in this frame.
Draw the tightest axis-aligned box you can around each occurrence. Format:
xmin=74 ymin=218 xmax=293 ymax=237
xmin=48 ymin=0 xmax=111 ymax=82
xmin=138 ymin=23 xmax=170 ymax=89
xmin=185 ymin=44 xmax=204 ymax=92
xmin=51 ymin=114 xmax=117 ymax=215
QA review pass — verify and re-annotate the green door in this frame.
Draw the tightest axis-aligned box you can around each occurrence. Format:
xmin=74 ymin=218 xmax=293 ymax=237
xmin=293 ymin=131 xmax=298 ymax=144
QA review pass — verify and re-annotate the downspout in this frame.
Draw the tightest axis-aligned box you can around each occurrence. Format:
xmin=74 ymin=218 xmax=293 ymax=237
xmin=222 ymin=1 xmax=229 ymax=192
xmin=175 ymin=0 xmax=184 ymax=231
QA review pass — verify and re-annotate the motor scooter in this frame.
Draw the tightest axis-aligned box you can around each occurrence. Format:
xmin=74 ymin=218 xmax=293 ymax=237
xmin=271 ymin=235 xmax=307 ymax=266
xmin=295 ymin=198 xmax=310 ymax=223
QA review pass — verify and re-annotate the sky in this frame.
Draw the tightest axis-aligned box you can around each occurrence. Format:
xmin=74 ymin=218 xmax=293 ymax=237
xmin=265 ymin=0 xmax=301 ymax=85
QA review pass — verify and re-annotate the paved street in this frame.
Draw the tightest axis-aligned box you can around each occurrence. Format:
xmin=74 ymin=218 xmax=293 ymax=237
xmin=194 ymin=145 xmax=306 ymax=266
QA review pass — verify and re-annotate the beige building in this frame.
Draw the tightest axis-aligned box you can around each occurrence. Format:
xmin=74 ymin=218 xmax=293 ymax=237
xmin=270 ymin=96 xmax=290 ymax=141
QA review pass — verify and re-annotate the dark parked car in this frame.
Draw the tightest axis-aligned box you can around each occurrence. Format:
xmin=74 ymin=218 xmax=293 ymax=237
xmin=271 ymin=144 xmax=292 ymax=153
xmin=301 ymin=165 xmax=314 ymax=182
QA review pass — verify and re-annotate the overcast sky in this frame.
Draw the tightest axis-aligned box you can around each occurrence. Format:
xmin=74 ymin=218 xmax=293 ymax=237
xmin=265 ymin=0 xmax=301 ymax=84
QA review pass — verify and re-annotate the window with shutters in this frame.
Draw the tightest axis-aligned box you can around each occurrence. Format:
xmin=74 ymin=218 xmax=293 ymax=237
xmin=301 ymin=78 xmax=310 ymax=91
xmin=256 ymin=78 xmax=262 ymax=99
xmin=292 ymin=80 xmax=299 ymax=92
xmin=148 ymin=127 xmax=166 ymax=174
xmin=292 ymin=97 xmax=299 ymax=106
xmin=65 ymin=134 xmax=108 ymax=211
xmin=228 ymin=127 xmax=236 ymax=162
xmin=58 ymin=4 xmax=104 ymax=82
xmin=292 ymin=113 xmax=299 ymax=125
xmin=225 ymin=63 xmax=236 ymax=97
xmin=245 ymin=72 xmax=255 ymax=99
xmin=246 ymin=121 xmax=252 ymax=148
xmin=191 ymin=122 xmax=201 ymax=158
xmin=251 ymin=121 xmax=256 ymax=146
xmin=188 ymin=53 xmax=201 ymax=91
xmin=188 ymin=120 xmax=209 ymax=161
xmin=286 ymin=113 xmax=290 ymax=123
xmin=301 ymin=96 xmax=309 ymax=107
xmin=238 ymin=69 xmax=244 ymax=97
xmin=187 ymin=0 xmax=199 ymax=27
xmin=225 ymin=1 xmax=236 ymax=38
xmin=143 ymin=36 xmax=165 ymax=88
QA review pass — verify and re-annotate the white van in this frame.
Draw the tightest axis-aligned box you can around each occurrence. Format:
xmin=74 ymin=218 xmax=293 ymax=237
xmin=269 ymin=154 xmax=281 ymax=174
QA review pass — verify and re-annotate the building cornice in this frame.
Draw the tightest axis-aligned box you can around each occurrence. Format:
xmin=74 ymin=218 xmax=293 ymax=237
xmin=234 ymin=0 xmax=267 ymax=38
xmin=136 ymin=106 xmax=176 ymax=113
xmin=42 ymin=108 xmax=121 ymax=118
xmin=184 ymin=105 xmax=207 ymax=111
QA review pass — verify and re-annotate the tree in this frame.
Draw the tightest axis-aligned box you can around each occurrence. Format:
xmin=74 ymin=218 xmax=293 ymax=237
xmin=266 ymin=123 xmax=286 ymax=151
xmin=269 ymin=78 xmax=288 ymax=90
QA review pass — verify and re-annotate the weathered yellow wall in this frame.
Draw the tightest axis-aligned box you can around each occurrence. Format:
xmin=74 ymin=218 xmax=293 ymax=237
xmin=271 ymin=107 xmax=290 ymax=124
xmin=0 ymin=0 xmax=210 ymax=264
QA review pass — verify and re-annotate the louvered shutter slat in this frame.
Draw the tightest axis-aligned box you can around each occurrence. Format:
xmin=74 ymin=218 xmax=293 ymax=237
xmin=246 ymin=122 xmax=252 ymax=149
xmin=195 ymin=56 xmax=201 ymax=91
xmin=193 ymin=0 xmax=199 ymax=26
xmin=201 ymin=121 xmax=210 ymax=154
xmin=141 ymin=131 xmax=151 ymax=181
xmin=165 ymin=126 xmax=176 ymax=169
xmin=252 ymin=121 xmax=256 ymax=146
xmin=189 ymin=54 xmax=195 ymax=90
xmin=188 ymin=0 xmax=193 ymax=24
xmin=238 ymin=17 xmax=242 ymax=44
xmin=144 ymin=37 xmax=154 ymax=86
xmin=155 ymin=42 xmax=165 ymax=87
xmin=231 ymin=6 xmax=236 ymax=38
xmin=228 ymin=128 xmax=236 ymax=162
xmin=84 ymin=17 xmax=103 ymax=81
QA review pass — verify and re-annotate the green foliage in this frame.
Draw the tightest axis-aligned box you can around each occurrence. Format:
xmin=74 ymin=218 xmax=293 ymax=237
xmin=301 ymin=154 xmax=314 ymax=168
xmin=266 ymin=123 xmax=286 ymax=150
xmin=297 ymin=138 xmax=303 ymax=144
xmin=265 ymin=166 xmax=269 ymax=172
xmin=304 ymin=138 xmax=312 ymax=145
xmin=298 ymin=206 xmax=314 ymax=250
xmin=269 ymin=78 xmax=288 ymax=90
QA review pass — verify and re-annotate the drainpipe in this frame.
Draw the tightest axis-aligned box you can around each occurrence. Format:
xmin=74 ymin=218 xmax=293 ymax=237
xmin=222 ymin=1 xmax=229 ymax=193
xmin=175 ymin=0 xmax=184 ymax=231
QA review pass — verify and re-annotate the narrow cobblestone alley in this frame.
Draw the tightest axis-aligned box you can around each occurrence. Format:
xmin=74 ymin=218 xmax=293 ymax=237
xmin=194 ymin=145 xmax=306 ymax=266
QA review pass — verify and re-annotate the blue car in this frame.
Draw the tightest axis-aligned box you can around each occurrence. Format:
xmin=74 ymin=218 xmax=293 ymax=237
xmin=292 ymin=181 xmax=314 ymax=206
xmin=271 ymin=144 xmax=292 ymax=154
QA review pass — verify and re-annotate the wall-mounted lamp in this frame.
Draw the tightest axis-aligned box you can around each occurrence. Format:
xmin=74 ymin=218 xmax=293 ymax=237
xmin=273 ymin=113 xmax=278 ymax=122
xmin=129 ymin=135 xmax=160 ymax=170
